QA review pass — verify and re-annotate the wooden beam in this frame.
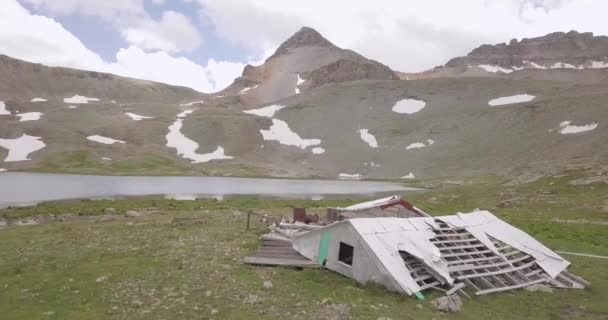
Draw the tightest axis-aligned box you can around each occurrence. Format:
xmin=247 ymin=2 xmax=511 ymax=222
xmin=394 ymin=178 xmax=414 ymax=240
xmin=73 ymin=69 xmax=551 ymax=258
xmin=475 ymin=278 xmax=546 ymax=295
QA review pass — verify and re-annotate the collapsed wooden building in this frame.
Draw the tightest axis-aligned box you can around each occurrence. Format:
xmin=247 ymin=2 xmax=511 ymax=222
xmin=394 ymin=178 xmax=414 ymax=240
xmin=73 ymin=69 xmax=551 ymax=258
xmin=245 ymin=196 xmax=588 ymax=299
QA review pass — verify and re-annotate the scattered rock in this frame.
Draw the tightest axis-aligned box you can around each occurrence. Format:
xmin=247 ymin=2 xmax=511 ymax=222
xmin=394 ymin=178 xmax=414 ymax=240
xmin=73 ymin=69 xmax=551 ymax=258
xmin=205 ymin=290 xmax=212 ymax=297
xmin=377 ymin=317 xmax=392 ymax=320
xmin=243 ymin=294 xmax=262 ymax=304
xmin=171 ymin=217 xmax=204 ymax=226
xmin=568 ymin=176 xmax=608 ymax=186
xmin=314 ymin=303 xmax=351 ymax=320
xmin=17 ymin=219 xmax=38 ymax=226
xmin=504 ymin=172 xmax=544 ymax=186
xmin=103 ymin=208 xmax=116 ymax=214
xmin=431 ymin=295 xmax=462 ymax=313
xmin=211 ymin=309 xmax=218 ymax=314
xmin=263 ymin=281 xmax=273 ymax=289
xmin=125 ymin=210 xmax=144 ymax=218
xmin=525 ymin=284 xmax=554 ymax=293
xmin=95 ymin=276 xmax=108 ymax=283
xmin=497 ymin=197 xmax=522 ymax=208
xmin=416 ymin=304 xmax=423 ymax=309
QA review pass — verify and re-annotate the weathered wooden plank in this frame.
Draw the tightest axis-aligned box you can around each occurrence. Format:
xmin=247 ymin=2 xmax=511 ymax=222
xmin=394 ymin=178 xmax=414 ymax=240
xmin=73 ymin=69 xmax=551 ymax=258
xmin=446 ymin=282 xmax=467 ymax=295
xmin=457 ymin=260 xmax=536 ymax=280
xmin=475 ymin=278 xmax=546 ymax=295
xmin=244 ymin=256 xmax=318 ymax=267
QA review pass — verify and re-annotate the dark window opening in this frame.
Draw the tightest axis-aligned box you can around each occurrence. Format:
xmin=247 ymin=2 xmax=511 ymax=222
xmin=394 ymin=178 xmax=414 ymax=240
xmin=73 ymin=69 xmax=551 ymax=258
xmin=338 ymin=242 xmax=354 ymax=266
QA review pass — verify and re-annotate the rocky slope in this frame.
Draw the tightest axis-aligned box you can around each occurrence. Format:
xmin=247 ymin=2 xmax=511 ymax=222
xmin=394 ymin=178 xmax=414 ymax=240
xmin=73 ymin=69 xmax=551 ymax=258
xmin=401 ymin=31 xmax=608 ymax=82
xmin=220 ymin=27 xmax=398 ymax=108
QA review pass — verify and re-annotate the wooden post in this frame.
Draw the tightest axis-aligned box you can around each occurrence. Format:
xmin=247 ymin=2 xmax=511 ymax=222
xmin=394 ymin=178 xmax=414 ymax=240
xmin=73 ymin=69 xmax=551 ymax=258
xmin=246 ymin=210 xmax=251 ymax=231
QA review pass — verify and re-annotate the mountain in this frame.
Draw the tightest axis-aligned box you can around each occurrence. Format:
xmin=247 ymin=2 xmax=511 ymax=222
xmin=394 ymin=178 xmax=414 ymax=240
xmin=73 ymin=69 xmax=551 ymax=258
xmin=400 ymin=31 xmax=608 ymax=82
xmin=220 ymin=27 xmax=399 ymax=108
xmin=0 ymin=28 xmax=606 ymax=179
xmin=0 ymin=54 xmax=205 ymax=103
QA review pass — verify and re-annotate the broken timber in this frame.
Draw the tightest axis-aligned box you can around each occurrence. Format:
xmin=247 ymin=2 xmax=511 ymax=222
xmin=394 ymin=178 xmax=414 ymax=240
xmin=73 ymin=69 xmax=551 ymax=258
xmin=244 ymin=236 xmax=318 ymax=268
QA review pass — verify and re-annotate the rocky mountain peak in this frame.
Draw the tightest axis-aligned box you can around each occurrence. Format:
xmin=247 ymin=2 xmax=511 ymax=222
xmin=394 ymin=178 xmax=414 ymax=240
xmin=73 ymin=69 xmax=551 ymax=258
xmin=444 ymin=30 xmax=608 ymax=69
xmin=270 ymin=27 xmax=337 ymax=58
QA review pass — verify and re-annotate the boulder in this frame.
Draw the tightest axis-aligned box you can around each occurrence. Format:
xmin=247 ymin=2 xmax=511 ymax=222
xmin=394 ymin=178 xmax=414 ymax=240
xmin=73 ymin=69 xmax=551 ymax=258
xmin=431 ymin=295 xmax=462 ymax=313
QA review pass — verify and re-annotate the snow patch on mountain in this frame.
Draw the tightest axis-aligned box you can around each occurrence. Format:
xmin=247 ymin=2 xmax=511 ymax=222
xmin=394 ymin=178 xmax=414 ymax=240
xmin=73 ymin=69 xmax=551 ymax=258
xmin=312 ymin=147 xmax=325 ymax=154
xmin=64 ymin=95 xmax=100 ymax=104
xmin=392 ymin=99 xmax=426 ymax=114
xmin=165 ymin=112 xmax=233 ymax=163
xmin=260 ymin=119 xmax=321 ymax=149
xmin=406 ymin=142 xmax=426 ymax=150
xmin=239 ymin=85 xmax=259 ymax=94
xmin=358 ymin=129 xmax=378 ymax=148
xmin=179 ymin=100 xmax=205 ymax=107
xmin=0 ymin=101 xmax=10 ymax=115
xmin=87 ymin=135 xmax=125 ymax=145
xmin=244 ymin=105 xmax=286 ymax=118
xmin=177 ymin=110 xmax=194 ymax=118
xmin=401 ymin=172 xmax=416 ymax=179
xmin=16 ymin=112 xmax=43 ymax=121
xmin=471 ymin=59 xmax=608 ymax=74
xmin=488 ymin=94 xmax=535 ymax=106
xmin=125 ymin=112 xmax=153 ymax=121
xmin=556 ymin=121 xmax=598 ymax=134
xmin=294 ymin=73 xmax=306 ymax=95
xmin=0 ymin=134 xmax=46 ymax=162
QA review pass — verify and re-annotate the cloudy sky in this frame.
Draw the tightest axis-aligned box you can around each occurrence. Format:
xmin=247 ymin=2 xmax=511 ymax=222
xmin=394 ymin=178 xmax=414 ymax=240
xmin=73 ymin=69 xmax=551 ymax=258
xmin=1 ymin=0 xmax=606 ymax=93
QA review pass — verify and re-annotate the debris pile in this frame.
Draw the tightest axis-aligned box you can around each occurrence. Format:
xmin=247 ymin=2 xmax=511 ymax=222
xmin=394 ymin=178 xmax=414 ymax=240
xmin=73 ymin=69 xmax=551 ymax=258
xmin=245 ymin=196 xmax=589 ymax=304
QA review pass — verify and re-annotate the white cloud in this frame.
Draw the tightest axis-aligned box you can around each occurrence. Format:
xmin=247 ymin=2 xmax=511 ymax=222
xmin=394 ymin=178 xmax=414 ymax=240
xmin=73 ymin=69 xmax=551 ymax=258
xmin=21 ymin=0 xmax=147 ymax=24
xmin=123 ymin=11 xmax=202 ymax=53
xmin=22 ymin=0 xmax=202 ymax=53
xmin=0 ymin=0 xmax=106 ymax=70
xmin=106 ymin=46 xmax=244 ymax=92
xmin=196 ymin=0 xmax=608 ymax=71
xmin=0 ymin=1 xmax=244 ymax=92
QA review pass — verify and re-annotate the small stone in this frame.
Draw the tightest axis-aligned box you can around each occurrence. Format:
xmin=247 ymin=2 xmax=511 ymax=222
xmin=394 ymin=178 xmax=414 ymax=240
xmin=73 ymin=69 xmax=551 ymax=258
xmin=263 ymin=281 xmax=273 ymax=289
xmin=205 ymin=290 xmax=212 ymax=297
xmin=95 ymin=276 xmax=108 ymax=283
xmin=211 ymin=309 xmax=218 ymax=314
xmin=125 ymin=210 xmax=144 ymax=218
xmin=42 ymin=311 xmax=55 ymax=316
xmin=103 ymin=208 xmax=116 ymax=214
xmin=243 ymin=294 xmax=262 ymax=304
xmin=321 ymin=298 xmax=332 ymax=305
xmin=416 ymin=304 xmax=423 ymax=309
xmin=431 ymin=295 xmax=462 ymax=313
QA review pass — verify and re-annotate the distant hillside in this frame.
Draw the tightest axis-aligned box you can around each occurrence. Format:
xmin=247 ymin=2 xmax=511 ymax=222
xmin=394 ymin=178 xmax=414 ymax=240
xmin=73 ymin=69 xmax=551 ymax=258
xmin=0 ymin=29 xmax=606 ymax=179
xmin=0 ymin=54 xmax=205 ymax=103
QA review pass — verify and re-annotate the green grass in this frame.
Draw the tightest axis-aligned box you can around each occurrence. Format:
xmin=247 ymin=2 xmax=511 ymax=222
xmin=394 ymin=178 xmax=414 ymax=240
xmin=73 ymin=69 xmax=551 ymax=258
xmin=0 ymin=172 xmax=607 ymax=319
xmin=30 ymin=150 xmax=275 ymax=177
